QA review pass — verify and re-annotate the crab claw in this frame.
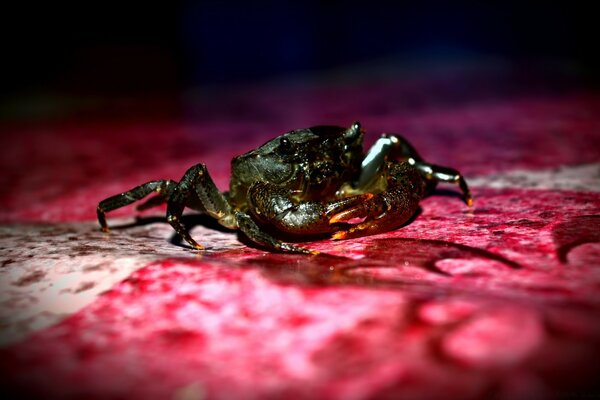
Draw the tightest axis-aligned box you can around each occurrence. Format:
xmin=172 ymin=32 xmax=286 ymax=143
xmin=332 ymin=223 xmax=371 ymax=240
xmin=322 ymin=193 xmax=374 ymax=223
xmin=330 ymin=163 xmax=426 ymax=240
xmin=329 ymin=192 xmax=392 ymax=240
xmin=329 ymin=192 xmax=382 ymax=225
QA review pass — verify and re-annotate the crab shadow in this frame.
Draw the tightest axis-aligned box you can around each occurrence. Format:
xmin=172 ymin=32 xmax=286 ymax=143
xmin=109 ymin=207 xmax=426 ymax=252
xmin=109 ymin=213 xmax=236 ymax=249
xmin=430 ymin=188 xmax=468 ymax=203
xmin=232 ymin=236 xmax=523 ymax=298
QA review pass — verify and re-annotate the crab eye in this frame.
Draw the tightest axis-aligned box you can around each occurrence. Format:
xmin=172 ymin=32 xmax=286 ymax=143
xmin=278 ymin=137 xmax=295 ymax=154
xmin=344 ymin=121 xmax=362 ymax=140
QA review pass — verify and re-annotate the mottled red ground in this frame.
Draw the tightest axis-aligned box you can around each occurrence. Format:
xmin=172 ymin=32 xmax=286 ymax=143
xmin=1 ymin=62 xmax=600 ymax=399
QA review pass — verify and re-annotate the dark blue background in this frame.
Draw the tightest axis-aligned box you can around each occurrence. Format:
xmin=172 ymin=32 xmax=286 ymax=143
xmin=2 ymin=1 xmax=597 ymax=96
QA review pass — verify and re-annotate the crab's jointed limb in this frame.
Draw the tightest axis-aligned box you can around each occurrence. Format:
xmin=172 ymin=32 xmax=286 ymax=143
xmin=358 ymin=133 xmax=472 ymax=206
xmin=330 ymin=162 xmax=427 ymax=239
xmin=330 ymin=132 xmax=473 ymax=239
xmin=97 ymin=180 xmax=176 ymax=232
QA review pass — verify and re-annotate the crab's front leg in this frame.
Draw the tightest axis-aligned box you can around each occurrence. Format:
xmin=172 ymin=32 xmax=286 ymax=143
xmin=331 ymin=162 xmax=427 ymax=239
xmin=247 ymin=182 xmax=372 ymax=235
xmin=229 ymin=183 xmax=370 ymax=255
xmin=233 ymin=211 xmax=317 ymax=255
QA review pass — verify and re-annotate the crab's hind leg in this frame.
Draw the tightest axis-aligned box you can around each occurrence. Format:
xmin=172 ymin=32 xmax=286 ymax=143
xmin=166 ymin=163 xmax=236 ymax=250
xmin=97 ymin=180 xmax=176 ymax=232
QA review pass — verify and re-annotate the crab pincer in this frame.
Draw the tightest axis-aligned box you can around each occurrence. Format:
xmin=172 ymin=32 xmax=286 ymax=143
xmin=329 ymin=162 xmax=427 ymax=240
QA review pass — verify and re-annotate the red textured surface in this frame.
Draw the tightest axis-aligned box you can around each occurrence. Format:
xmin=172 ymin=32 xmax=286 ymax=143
xmin=1 ymin=63 xmax=600 ymax=399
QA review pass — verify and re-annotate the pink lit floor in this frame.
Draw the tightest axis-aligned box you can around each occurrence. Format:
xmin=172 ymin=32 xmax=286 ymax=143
xmin=1 ymin=62 xmax=600 ymax=399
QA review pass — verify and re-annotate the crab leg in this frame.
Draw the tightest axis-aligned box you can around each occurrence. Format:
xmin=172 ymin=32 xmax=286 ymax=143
xmin=235 ymin=212 xmax=317 ymax=254
xmin=358 ymin=133 xmax=472 ymax=206
xmin=165 ymin=163 xmax=238 ymax=250
xmin=413 ymin=162 xmax=473 ymax=206
xmin=97 ymin=180 xmax=176 ymax=232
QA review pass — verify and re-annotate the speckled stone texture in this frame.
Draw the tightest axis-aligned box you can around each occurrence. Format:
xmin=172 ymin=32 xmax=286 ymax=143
xmin=1 ymin=62 xmax=600 ymax=399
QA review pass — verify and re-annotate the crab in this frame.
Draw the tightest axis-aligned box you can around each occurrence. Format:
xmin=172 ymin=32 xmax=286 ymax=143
xmin=97 ymin=122 xmax=472 ymax=254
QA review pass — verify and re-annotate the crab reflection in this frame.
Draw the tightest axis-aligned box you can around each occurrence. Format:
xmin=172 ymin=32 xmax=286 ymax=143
xmin=229 ymin=238 xmax=521 ymax=290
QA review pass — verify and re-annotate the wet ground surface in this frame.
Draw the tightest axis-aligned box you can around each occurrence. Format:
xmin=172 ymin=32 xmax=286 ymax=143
xmin=1 ymin=62 xmax=600 ymax=399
